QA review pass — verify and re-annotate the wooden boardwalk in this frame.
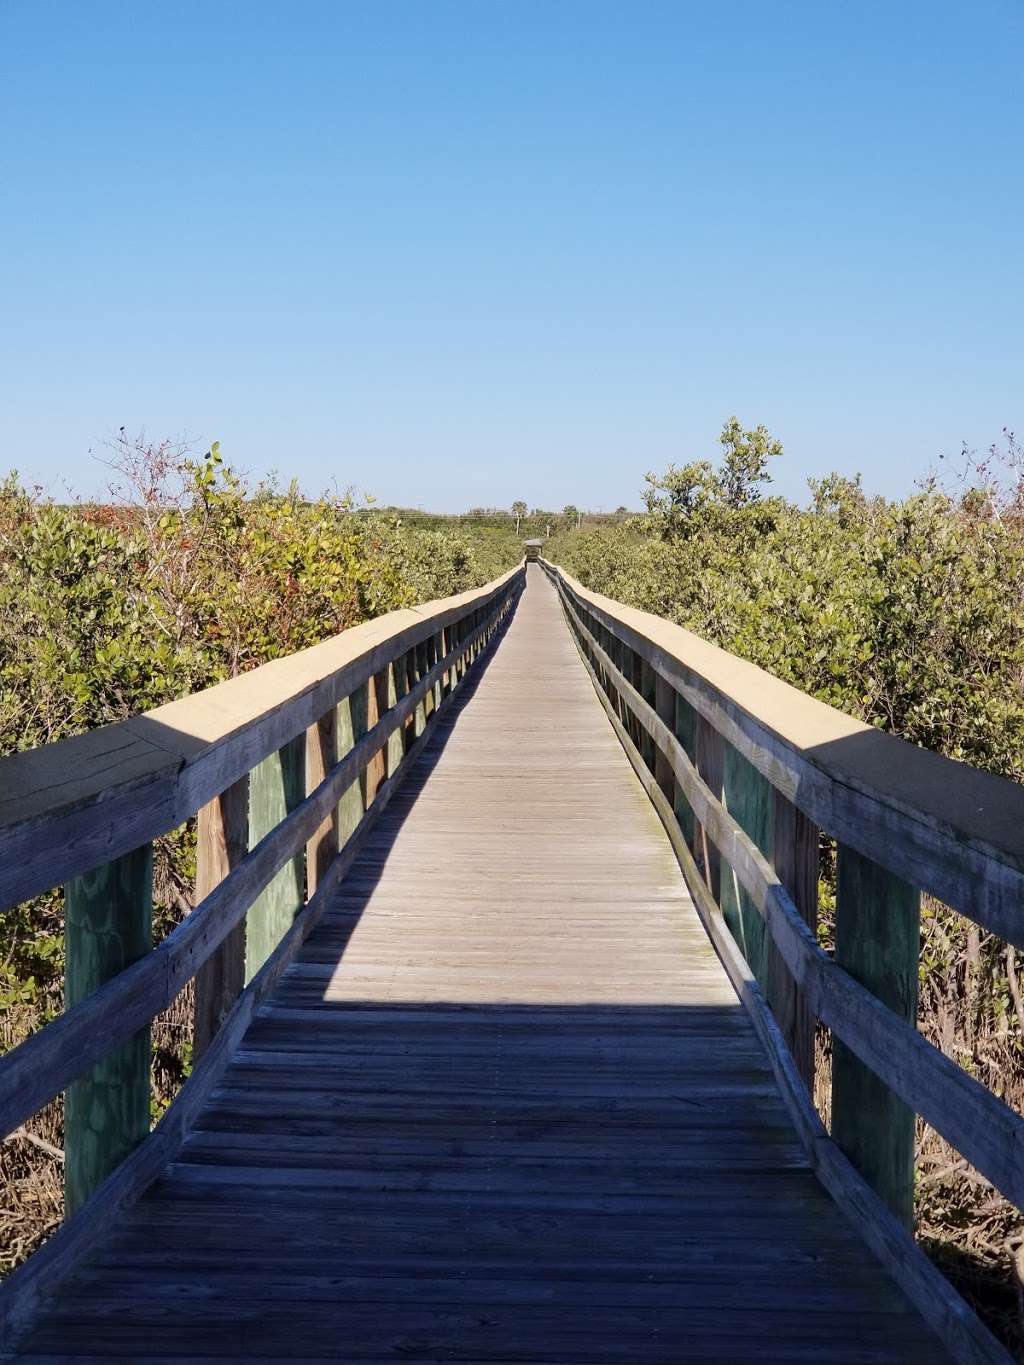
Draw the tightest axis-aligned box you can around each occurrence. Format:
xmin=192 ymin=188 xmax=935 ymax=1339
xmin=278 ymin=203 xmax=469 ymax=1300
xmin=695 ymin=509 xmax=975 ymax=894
xmin=11 ymin=567 xmax=954 ymax=1362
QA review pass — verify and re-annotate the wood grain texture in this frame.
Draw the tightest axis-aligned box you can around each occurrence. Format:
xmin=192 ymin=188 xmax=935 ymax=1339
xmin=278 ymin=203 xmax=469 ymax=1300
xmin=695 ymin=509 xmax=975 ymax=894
xmin=6 ymin=567 xmax=956 ymax=1363
xmin=771 ymin=790 xmax=818 ymax=1088
xmin=833 ymin=845 xmax=919 ymax=1228
xmin=193 ymin=777 xmax=249 ymax=1059
xmin=244 ymin=735 xmax=306 ymax=982
xmin=304 ymin=709 xmax=338 ymax=896
xmin=64 ymin=845 xmax=153 ymax=1216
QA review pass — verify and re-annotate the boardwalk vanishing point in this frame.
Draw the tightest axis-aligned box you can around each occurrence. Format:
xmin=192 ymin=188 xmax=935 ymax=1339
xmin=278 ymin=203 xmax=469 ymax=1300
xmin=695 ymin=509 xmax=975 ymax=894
xmin=6 ymin=563 xmax=1024 ymax=1361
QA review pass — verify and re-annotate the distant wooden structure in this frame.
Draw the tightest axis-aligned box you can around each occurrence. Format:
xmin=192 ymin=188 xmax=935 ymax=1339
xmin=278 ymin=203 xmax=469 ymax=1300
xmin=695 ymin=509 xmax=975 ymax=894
xmin=0 ymin=560 xmax=1021 ymax=1362
xmin=522 ymin=537 xmax=544 ymax=561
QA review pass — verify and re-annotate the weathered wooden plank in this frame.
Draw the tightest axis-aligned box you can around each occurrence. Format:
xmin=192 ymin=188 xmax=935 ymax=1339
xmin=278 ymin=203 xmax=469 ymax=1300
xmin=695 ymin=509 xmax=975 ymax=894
xmin=694 ymin=712 xmax=723 ymax=900
xmin=304 ymin=708 xmax=338 ymax=896
xmin=832 ymin=846 xmax=920 ymax=1228
xmin=193 ymin=776 xmax=249 ymax=1058
xmin=361 ymin=670 xmax=387 ymax=809
xmin=244 ymin=734 xmax=306 ymax=981
xmin=653 ymin=672 xmax=674 ymax=806
xmin=721 ymin=741 xmax=772 ymax=984
xmin=384 ymin=658 xmax=403 ymax=776
xmin=64 ymin=845 xmax=153 ymax=1217
xmin=770 ymin=792 xmax=818 ymax=1089
xmin=334 ymin=688 xmax=365 ymax=849
xmin=674 ymin=691 xmax=697 ymax=850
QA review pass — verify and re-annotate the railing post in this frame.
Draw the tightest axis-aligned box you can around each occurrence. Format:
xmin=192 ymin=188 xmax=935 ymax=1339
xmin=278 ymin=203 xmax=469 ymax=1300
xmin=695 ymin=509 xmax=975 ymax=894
xmin=363 ymin=670 xmax=388 ymax=807
xmin=771 ymin=793 xmax=818 ymax=1088
xmin=305 ymin=709 xmax=339 ymax=896
xmin=437 ymin=627 xmax=450 ymax=699
xmin=433 ymin=630 xmax=445 ymax=710
xmin=674 ymin=693 xmax=697 ymax=850
xmin=832 ymin=844 xmax=919 ymax=1228
xmin=721 ymin=745 xmax=771 ymax=984
xmin=639 ymin=659 xmax=657 ymax=774
xmin=193 ymin=776 xmax=249 ymax=1058
xmin=398 ymin=647 xmax=416 ymax=753
xmin=654 ymin=673 xmax=675 ymax=804
xmin=337 ymin=684 xmax=368 ymax=846
xmin=385 ymin=658 xmax=403 ymax=776
xmin=694 ymin=714 xmax=723 ymax=902
xmin=459 ymin=615 xmax=469 ymax=675
xmin=64 ymin=843 xmax=153 ymax=1215
xmin=615 ymin=637 xmax=632 ymax=732
xmin=414 ymin=640 xmax=430 ymax=733
xmin=245 ymin=734 xmax=305 ymax=980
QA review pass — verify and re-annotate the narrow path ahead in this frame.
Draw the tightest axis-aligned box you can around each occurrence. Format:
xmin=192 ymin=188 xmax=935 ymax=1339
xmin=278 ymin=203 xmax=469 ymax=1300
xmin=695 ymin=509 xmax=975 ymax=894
xmin=14 ymin=566 xmax=951 ymax=1362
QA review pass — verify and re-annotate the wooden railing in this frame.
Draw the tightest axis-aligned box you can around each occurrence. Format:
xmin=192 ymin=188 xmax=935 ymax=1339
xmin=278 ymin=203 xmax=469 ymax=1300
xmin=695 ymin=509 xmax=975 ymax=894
xmin=0 ymin=565 xmax=523 ymax=1316
xmin=542 ymin=558 xmax=1023 ymax=1365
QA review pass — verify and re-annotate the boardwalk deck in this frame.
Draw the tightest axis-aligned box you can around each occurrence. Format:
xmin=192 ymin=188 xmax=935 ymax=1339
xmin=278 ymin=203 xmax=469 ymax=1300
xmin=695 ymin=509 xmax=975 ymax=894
xmin=10 ymin=567 xmax=954 ymax=1362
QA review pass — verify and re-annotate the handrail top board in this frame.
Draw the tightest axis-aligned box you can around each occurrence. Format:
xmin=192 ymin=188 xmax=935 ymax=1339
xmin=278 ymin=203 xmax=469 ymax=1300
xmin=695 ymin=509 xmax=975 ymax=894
xmin=543 ymin=560 xmax=1024 ymax=938
xmin=0 ymin=566 xmax=522 ymax=910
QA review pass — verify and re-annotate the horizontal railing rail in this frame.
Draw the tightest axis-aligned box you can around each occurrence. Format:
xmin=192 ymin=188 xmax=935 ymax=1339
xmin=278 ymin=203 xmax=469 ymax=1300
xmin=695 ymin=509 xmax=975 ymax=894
xmin=0 ymin=564 xmax=524 ymax=1297
xmin=541 ymin=557 xmax=1018 ymax=1365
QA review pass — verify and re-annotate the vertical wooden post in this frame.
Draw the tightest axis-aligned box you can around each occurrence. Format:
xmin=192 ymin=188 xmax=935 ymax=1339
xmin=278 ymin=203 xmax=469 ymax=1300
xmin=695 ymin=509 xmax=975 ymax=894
xmin=771 ymin=793 xmax=818 ymax=1089
xmin=626 ymin=648 xmax=640 ymax=746
xmin=694 ymin=715 xmax=723 ymax=902
xmin=305 ymin=708 xmax=339 ymax=897
xmin=639 ymin=659 xmax=657 ymax=773
xmin=832 ymin=845 xmax=919 ymax=1228
xmin=440 ymin=627 xmax=453 ymax=699
xmin=245 ymin=734 xmax=305 ymax=981
xmin=468 ymin=611 xmax=477 ymax=665
xmin=385 ymin=658 xmax=403 ymax=776
xmin=450 ymin=621 xmax=461 ymax=686
xmin=621 ymin=645 xmax=638 ymax=746
xmin=337 ymin=686 xmax=368 ymax=848
xmin=399 ymin=648 xmax=416 ymax=751
xmin=458 ymin=615 xmax=468 ymax=677
xmin=601 ymin=624 xmax=613 ymax=695
xmin=654 ymin=672 xmax=675 ymax=804
xmin=432 ymin=630 xmax=444 ymax=710
xmin=674 ymin=693 xmax=697 ymax=850
xmin=193 ymin=777 xmax=249 ymax=1059
xmin=615 ymin=637 xmax=631 ymax=730
xmin=64 ymin=843 xmax=153 ymax=1216
xmin=414 ymin=640 xmax=429 ymax=735
xmin=362 ymin=670 xmax=388 ymax=809
xmin=721 ymin=744 xmax=772 ymax=983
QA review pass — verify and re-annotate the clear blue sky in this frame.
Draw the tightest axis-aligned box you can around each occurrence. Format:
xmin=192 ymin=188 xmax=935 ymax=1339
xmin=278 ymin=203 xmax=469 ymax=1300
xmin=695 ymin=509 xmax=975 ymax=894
xmin=2 ymin=1 xmax=1021 ymax=510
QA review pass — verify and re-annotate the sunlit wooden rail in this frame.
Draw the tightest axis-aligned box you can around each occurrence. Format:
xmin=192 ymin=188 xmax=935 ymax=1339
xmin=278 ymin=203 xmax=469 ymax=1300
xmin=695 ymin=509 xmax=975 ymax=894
xmin=0 ymin=560 xmax=1021 ymax=1361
